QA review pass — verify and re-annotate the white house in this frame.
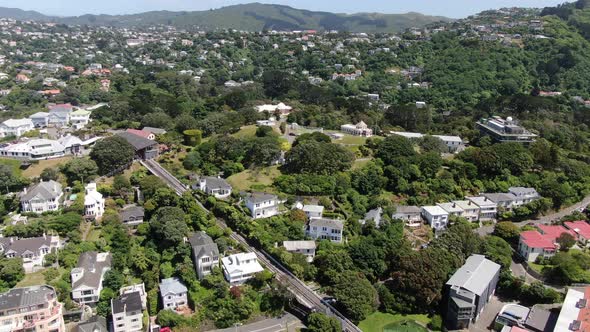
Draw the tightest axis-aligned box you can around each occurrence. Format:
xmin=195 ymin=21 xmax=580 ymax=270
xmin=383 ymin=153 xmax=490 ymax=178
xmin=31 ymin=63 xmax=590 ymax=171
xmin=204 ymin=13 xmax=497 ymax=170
xmin=452 ymin=200 xmax=480 ymax=222
xmin=196 ymin=176 xmax=232 ymax=199
xmin=222 ymin=252 xmax=264 ymax=285
xmin=71 ymin=252 xmax=112 ymax=304
xmin=84 ymin=183 xmax=105 ymax=219
xmin=390 ymin=131 xmax=464 ymax=153
xmin=467 ymin=196 xmax=498 ymax=221
xmin=70 ymin=109 xmax=91 ymax=129
xmin=307 ymin=218 xmax=344 ymax=243
xmin=245 ymin=193 xmax=280 ymax=219
xmin=437 ymin=202 xmax=465 ymax=218
xmin=20 ymin=180 xmax=63 ymax=213
xmin=0 ymin=139 xmax=66 ymax=160
xmin=283 ymin=240 xmax=317 ymax=262
xmin=29 ymin=112 xmax=49 ymax=128
xmin=255 ymin=103 xmax=293 ymax=115
xmin=0 ymin=234 xmax=61 ymax=273
xmin=189 ymin=232 xmax=220 ymax=280
xmin=341 ymin=121 xmax=373 ymax=137
xmin=159 ymin=277 xmax=188 ymax=311
xmin=393 ymin=206 xmax=423 ymax=226
xmin=111 ymin=291 xmax=143 ymax=332
xmin=302 ymin=204 xmax=324 ymax=219
xmin=421 ymin=205 xmax=449 ymax=231
xmin=508 ymin=187 xmax=540 ymax=207
xmin=0 ymin=118 xmax=34 ymax=138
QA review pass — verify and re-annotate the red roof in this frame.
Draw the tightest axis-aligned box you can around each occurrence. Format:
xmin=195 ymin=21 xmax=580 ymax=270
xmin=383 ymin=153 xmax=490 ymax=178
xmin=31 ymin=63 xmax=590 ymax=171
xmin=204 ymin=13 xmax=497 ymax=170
xmin=520 ymin=230 xmax=555 ymax=249
xmin=126 ymin=129 xmax=152 ymax=139
xmin=509 ymin=327 xmax=529 ymax=332
xmin=565 ymin=220 xmax=590 ymax=240
xmin=537 ymin=224 xmax=575 ymax=241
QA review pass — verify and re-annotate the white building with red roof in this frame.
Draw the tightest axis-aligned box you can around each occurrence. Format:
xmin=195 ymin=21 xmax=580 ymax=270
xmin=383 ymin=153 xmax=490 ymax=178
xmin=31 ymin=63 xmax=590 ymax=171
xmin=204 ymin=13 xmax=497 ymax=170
xmin=537 ymin=224 xmax=575 ymax=242
xmin=564 ymin=220 xmax=590 ymax=245
xmin=518 ymin=230 xmax=557 ymax=262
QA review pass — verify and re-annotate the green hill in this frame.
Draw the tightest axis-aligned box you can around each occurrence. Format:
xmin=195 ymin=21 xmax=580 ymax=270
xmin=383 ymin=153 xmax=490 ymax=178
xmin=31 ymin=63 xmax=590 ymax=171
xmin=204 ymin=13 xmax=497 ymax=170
xmin=0 ymin=3 xmax=452 ymax=33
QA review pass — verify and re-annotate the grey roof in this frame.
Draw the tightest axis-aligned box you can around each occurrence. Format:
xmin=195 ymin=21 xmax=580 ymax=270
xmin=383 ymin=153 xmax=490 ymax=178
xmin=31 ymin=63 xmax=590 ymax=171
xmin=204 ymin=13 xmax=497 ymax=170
xmin=76 ymin=316 xmax=108 ymax=332
xmin=142 ymin=127 xmax=167 ymax=135
xmin=309 ymin=218 xmax=344 ymax=230
xmin=509 ymin=186 xmax=539 ymax=195
xmin=72 ymin=252 xmax=112 ymax=290
xmin=483 ymin=192 xmax=517 ymax=203
xmin=283 ymin=240 xmax=316 ymax=251
xmin=159 ymin=277 xmax=187 ymax=296
xmin=112 ymin=291 xmax=142 ymax=314
xmin=0 ymin=235 xmax=55 ymax=256
xmin=202 ymin=176 xmax=232 ymax=190
xmin=21 ymin=180 xmax=62 ymax=201
xmin=246 ymin=192 xmax=278 ymax=204
xmin=188 ymin=231 xmax=219 ymax=261
xmin=303 ymin=205 xmax=324 ymax=213
xmin=394 ymin=205 xmax=421 ymax=214
xmin=364 ymin=207 xmax=382 ymax=221
xmin=446 ymin=255 xmax=500 ymax=296
xmin=525 ymin=306 xmax=557 ymax=332
xmin=116 ymin=132 xmax=158 ymax=151
xmin=0 ymin=285 xmax=56 ymax=311
xmin=120 ymin=205 xmax=144 ymax=222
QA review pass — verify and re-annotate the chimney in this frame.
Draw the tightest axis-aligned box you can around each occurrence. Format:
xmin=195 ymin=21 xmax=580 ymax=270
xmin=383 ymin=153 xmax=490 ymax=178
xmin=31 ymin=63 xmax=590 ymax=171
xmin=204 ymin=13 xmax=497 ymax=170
xmin=43 ymin=233 xmax=46 ymax=240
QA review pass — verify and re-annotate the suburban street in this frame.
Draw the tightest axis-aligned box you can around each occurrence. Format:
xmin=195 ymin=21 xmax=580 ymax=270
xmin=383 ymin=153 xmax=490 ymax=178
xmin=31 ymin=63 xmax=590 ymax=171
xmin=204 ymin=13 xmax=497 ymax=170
xmin=476 ymin=193 xmax=590 ymax=237
xmin=141 ymin=159 xmax=362 ymax=332
xmin=211 ymin=313 xmax=304 ymax=332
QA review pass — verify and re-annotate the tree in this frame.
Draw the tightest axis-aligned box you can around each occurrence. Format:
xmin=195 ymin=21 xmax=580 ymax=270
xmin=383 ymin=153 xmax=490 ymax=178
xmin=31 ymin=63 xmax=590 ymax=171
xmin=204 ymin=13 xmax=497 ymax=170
xmin=306 ymin=313 xmax=342 ymax=332
xmin=484 ymin=236 xmax=513 ymax=268
xmin=330 ymin=271 xmax=377 ymax=322
xmin=493 ymin=222 xmax=521 ymax=244
xmin=183 ymin=129 xmax=202 ymax=147
xmin=292 ymin=132 xmax=331 ymax=147
xmin=255 ymin=126 xmax=274 ymax=138
xmin=142 ymin=112 xmax=173 ymax=130
xmin=419 ymin=135 xmax=447 ymax=154
xmin=150 ymin=207 xmax=189 ymax=247
xmin=90 ymin=136 xmax=135 ymax=175
xmin=262 ymin=70 xmax=292 ymax=98
xmin=284 ymin=141 xmax=354 ymax=175
xmin=0 ymin=164 xmax=22 ymax=193
xmin=40 ymin=168 xmax=59 ymax=181
xmin=245 ymin=137 xmax=281 ymax=166
xmin=60 ymin=158 xmax=99 ymax=184
xmin=351 ymin=162 xmax=386 ymax=196
xmin=375 ymin=136 xmax=416 ymax=166
xmin=557 ymin=232 xmax=576 ymax=250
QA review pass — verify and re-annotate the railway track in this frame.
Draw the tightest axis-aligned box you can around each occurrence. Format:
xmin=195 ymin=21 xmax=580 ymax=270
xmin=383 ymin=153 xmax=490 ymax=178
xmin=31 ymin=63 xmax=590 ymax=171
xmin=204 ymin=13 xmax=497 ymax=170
xmin=140 ymin=159 xmax=361 ymax=332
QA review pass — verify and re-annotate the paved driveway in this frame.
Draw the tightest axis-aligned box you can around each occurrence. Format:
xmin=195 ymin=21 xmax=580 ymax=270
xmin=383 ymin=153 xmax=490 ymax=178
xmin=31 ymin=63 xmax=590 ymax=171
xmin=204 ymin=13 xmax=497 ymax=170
xmin=469 ymin=296 xmax=505 ymax=332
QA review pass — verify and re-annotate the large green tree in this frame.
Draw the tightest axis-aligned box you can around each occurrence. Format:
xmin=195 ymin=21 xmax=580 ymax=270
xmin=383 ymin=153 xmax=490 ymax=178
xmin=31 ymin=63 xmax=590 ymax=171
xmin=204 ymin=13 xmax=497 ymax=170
xmin=90 ymin=136 xmax=135 ymax=175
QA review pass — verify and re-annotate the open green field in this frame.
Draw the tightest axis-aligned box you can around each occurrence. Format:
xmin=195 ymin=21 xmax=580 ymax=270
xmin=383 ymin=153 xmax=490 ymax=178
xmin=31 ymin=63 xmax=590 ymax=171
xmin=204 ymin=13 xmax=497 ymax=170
xmin=227 ymin=166 xmax=281 ymax=192
xmin=22 ymin=156 xmax=73 ymax=178
xmin=0 ymin=158 xmax=22 ymax=176
xmin=232 ymin=125 xmax=258 ymax=139
xmin=359 ymin=312 xmax=430 ymax=332
xmin=17 ymin=267 xmax=65 ymax=287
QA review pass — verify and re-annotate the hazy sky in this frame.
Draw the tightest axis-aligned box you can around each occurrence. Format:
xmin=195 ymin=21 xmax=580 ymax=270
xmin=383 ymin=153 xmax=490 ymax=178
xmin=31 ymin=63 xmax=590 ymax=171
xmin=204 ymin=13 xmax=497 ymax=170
xmin=0 ymin=0 xmax=566 ymax=18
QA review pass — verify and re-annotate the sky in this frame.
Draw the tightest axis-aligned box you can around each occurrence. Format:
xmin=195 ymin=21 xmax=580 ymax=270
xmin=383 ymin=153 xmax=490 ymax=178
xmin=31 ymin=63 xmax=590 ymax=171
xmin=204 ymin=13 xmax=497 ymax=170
xmin=0 ymin=0 xmax=567 ymax=18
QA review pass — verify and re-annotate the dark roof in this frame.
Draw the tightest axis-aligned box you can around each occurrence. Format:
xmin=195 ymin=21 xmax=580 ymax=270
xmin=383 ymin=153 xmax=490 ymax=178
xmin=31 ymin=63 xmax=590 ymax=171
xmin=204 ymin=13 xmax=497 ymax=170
xmin=202 ymin=176 xmax=232 ymax=190
xmin=142 ymin=127 xmax=167 ymax=135
xmin=188 ymin=231 xmax=219 ymax=261
xmin=0 ymin=285 xmax=56 ymax=311
xmin=245 ymin=192 xmax=278 ymax=204
xmin=525 ymin=306 xmax=558 ymax=332
xmin=76 ymin=316 xmax=108 ymax=332
xmin=112 ymin=291 xmax=142 ymax=314
xmin=0 ymin=235 xmax=56 ymax=257
xmin=116 ymin=132 xmax=157 ymax=151
xmin=120 ymin=205 xmax=144 ymax=222
xmin=72 ymin=252 xmax=112 ymax=290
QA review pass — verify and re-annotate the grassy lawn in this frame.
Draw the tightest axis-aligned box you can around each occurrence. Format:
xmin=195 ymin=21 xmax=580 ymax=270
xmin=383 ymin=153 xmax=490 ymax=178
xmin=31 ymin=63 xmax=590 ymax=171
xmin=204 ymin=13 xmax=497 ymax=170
xmin=87 ymin=228 xmax=102 ymax=242
xmin=227 ymin=166 xmax=281 ymax=192
xmin=232 ymin=125 xmax=258 ymax=139
xmin=16 ymin=267 xmax=65 ymax=287
xmin=0 ymin=158 xmax=22 ymax=176
xmin=99 ymin=162 xmax=144 ymax=185
xmin=529 ymin=262 xmax=551 ymax=274
xmin=359 ymin=312 xmax=430 ymax=332
xmin=22 ymin=156 xmax=73 ymax=178
xmin=353 ymin=158 xmax=373 ymax=169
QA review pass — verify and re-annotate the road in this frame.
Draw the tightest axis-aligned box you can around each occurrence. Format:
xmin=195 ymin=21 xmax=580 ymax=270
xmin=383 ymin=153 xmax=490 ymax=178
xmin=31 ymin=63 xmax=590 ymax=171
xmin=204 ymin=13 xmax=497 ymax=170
xmin=210 ymin=313 xmax=304 ymax=332
xmin=140 ymin=160 xmax=362 ymax=332
xmin=475 ymin=193 xmax=590 ymax=236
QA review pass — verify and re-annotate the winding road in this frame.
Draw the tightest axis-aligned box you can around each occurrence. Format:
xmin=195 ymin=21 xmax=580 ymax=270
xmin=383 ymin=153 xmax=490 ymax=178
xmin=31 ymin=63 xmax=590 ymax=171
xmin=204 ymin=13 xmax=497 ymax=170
xmin=140 ymin=159 xmax=362 ymax=332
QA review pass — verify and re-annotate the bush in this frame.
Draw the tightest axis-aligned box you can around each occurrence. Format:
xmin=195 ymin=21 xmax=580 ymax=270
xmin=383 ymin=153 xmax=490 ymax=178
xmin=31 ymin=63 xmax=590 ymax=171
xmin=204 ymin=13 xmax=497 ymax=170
xmin=428 ymin=315 xmax=443 ymax=331
xmin=183 ymin=129 xmax=202 ymax=147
